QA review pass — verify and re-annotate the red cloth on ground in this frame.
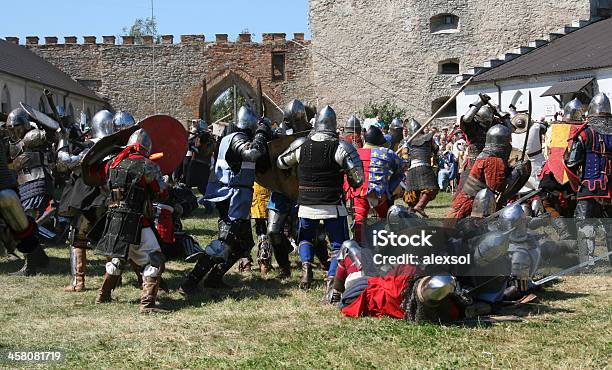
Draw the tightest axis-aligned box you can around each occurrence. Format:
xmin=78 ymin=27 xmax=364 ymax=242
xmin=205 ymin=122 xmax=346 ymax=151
xmin=341 ymin=264 xmax=419 ymax=319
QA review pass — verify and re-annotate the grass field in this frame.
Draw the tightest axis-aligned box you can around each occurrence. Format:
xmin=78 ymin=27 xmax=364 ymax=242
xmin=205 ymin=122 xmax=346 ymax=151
xmin=0 ymin=192 xmax=611 ymax=369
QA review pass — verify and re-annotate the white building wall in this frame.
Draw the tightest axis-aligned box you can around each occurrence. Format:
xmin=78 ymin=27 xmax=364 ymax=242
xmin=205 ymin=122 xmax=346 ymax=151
xmin=0 ymin=71 xmax=104 ymax=125
xmin=457 ymin=67 xmax=612 ymax=123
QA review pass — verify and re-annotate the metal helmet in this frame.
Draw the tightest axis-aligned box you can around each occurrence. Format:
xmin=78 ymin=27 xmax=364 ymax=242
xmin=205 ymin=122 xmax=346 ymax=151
xmin=499 ymin=204 xmax=528 ymax=242
xmin=338 ymin=240 xmax=364 ymax=271
xmin=387 ymin=204 xmax=423 ymax=232
xmin=91 ymin=110 xmax=114 ymax=139
xmin=408 ymin=118 xmax=421 ymax=135
xmin=315 ymin=105 xmax=337 ymax=132
xmin=364 ymin=126 xmax=387 ymax=146
xmin=563 ymin=98 xmax=584 ymax=122
xmin=416 ymin=275 xmax=457 ymax=306
xmin=344 ymin=114 xmax=361 ymax=134
xmin=476 ymin=105 xmax=494 ymax=125
xmin=237 ymin=106 xmax=259 ymax=135
xmin=113 ymin=111 xmax=136 ymax=131
xmin=482 ymin=124 xmax=511 ymax=159
xmin=390 ymin=118 xmax=402 ymax=130
xmin=6 ymin=107 xmax=32 ymax=141
xmin=126 ymin=128 xmax=153 ymax=156
xmin=389 ymin=118 xmax=403 ymax=143
xmin=587 ymin=93 xmax=611 ymax=117
xmin=471 ymin=189 xmax=496 ymax=218
xmin=283 ymin=99 xmax=307 ymax=127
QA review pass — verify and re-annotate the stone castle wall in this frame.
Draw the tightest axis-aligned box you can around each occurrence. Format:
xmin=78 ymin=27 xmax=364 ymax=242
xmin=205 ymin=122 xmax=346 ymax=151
xmin=11 ymin=0 xmax=598 ymax=126
xmin=309 ymin=0 xmax=593 ymax=123
xmin=20 ymin=34 xmax=314 ymax=124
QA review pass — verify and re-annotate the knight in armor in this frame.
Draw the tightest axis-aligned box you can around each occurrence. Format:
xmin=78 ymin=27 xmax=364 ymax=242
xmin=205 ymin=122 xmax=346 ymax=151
xmin=403 ymin=118 xmax=439 ymax=217
xmin=328 ymin=240 xmax=377 ymax=304
xmin=448 ymin=124 xmax=529 ymax=219
xmin=266 ymin=99 xmax=313 ymax=279
xmin=57 ymin=110 xmax=114 ymax=292
xmin=459 ymin=94 xmax=498 ymax=170
xmin=565 ymin=93 xmax=612 ymax=266
xmin=345 ymin=126 xmax=403 ymax=243
xmin=340 ymin=114 xmax=363 ymax=148
xmin=179 ymin=106 xmax=271 ymax=295
xmin=277 ymin=105 xmax=364 ymax=291
xmin=94 ymin=128 xmax=170 ymax=313
xmin=538 ymin=99 xmax=581 ymax=242
xmin=403 ymin=204 xmax=542 ymax=323
xmin=5 ymin=107 xmax=53 ymax=275
xmin=388 ymin=118 xmax=404 ymax=151
xmin=0 ymin=128 xmax=40 ymax=268
xmin=177 ymin=119 xmax=215 ymax=196
xmin=245 ymin=181 xmax=272 ymax=274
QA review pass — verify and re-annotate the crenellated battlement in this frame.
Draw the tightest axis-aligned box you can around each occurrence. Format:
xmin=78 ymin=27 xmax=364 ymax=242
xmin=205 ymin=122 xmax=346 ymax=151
xmin=4 ymin=33 xmax=308 ymax=46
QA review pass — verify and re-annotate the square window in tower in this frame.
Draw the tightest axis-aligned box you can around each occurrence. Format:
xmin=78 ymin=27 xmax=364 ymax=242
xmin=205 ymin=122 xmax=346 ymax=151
xmin=272 ymin=52 xmax=286 ymax=81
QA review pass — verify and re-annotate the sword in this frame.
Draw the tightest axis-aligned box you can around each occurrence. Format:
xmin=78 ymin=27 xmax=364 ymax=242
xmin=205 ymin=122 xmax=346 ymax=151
xmin=38 ymin=225 xmax=57 ymax=241
xmin=534 ymin=250 xmax=612 ymax=286
xmin=520 ymin=92 xmax=532 ymax=162
xmin=485 ymin=189 xmax=541 ymax=220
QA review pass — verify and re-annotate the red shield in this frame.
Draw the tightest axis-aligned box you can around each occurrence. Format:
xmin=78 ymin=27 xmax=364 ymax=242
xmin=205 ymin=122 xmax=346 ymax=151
xmin=82 ymin=115 xmax=188 ymax=186
xmin=138 ymin=115 xmax=188 ymax=175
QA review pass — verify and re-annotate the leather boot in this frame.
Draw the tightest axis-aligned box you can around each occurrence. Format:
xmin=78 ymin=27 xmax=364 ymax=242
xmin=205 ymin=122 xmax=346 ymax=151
xmin=95 ymin=273 xmax=121 ymax=304
xmin=64 ymin=247 xmax=86 ymax=292
xmin=140 ymin=276 xmax=170 ymax=314
xmin=413 ymin=192 xmax=431 ymax=218
xmin=300 ymin=262 xmax=313 ymax=289
xmin=179 ymin=254 xmax=214 ymax=296
xmin=9 ymin=246 xmax=49 ymax=276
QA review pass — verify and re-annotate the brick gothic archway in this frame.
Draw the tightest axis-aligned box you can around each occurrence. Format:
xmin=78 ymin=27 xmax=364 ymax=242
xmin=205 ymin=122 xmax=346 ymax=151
xmin=201 ymin=69 xmax=280 ymax=124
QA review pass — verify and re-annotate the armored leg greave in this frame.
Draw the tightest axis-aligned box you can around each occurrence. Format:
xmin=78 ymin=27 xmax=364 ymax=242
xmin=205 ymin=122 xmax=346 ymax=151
xmin=179 ymin=254 xmax=214 ymax=296
xmin=64 ymin=246 xmax=86 ymax=292
xmin=576 ymin=223 xmax=596 ymax=265
xmin=202 ymin=253 xmax=240 ymax=289
xmin=256 ymin=235 xmax=273 ymax=275
xmin=552 ymin=217 xmax=574 ymax=241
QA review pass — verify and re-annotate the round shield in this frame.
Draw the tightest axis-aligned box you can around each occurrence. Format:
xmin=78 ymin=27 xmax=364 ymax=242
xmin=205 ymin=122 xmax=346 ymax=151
xmin=511 ymin=113 xmax=529 ymax=134
xmin=138 ymin=115 xmax=188 ymax=175
xmin=19 ymin=102 xmax=60 ymax=130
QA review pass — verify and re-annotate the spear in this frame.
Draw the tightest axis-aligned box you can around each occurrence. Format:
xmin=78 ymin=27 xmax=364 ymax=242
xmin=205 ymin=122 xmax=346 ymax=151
xmin=397 ymin=76 xmax=474 ymax=154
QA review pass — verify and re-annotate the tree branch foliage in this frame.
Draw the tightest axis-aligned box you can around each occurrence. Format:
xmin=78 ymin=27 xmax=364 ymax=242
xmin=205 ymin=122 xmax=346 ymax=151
xmin=359 ymin=99 xmax=407 ymax=126
xmin=122 ymin=17 xmax=159 ymax=44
